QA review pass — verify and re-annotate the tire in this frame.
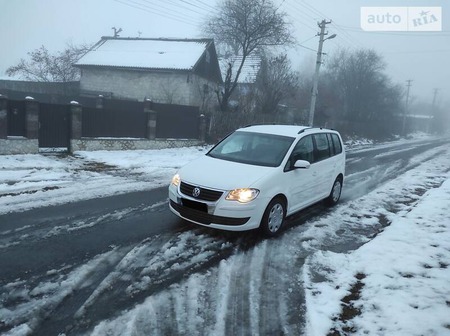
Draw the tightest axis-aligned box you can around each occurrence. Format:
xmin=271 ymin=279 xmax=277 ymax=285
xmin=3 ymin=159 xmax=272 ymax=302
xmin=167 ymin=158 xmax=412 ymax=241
xmin=261 ymin=197 xmax=286 ymax=237
xmin=326 ymin=177 xmax=342 ymax=206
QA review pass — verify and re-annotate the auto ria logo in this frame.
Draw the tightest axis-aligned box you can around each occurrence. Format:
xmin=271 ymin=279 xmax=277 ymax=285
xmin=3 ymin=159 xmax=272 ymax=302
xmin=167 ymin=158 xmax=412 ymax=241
xmin=361 ymin=7 xmax=442 ymax=31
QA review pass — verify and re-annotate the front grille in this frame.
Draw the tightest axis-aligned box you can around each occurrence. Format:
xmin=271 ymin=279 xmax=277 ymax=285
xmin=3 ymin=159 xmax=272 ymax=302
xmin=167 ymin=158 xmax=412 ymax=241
xmin=180 ymin=181 xmax=223 ymax=202
xmin=170 ymin=200 xmax=250 ymax=226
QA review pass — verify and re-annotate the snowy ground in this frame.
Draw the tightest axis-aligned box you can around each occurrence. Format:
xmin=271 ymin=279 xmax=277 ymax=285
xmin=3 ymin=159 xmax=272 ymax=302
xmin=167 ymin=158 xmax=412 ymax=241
xmin=304 ymin=160 xmax=450 ymax=335
xmin=1 ymin=134 xmax=450 ymax=335
xmin=0 ymin=146 xmax=210 ymax=215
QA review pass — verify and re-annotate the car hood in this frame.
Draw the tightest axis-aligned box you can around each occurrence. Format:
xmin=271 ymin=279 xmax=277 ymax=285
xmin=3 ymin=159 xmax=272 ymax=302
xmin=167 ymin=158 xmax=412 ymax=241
xmin=178 ymin=155 xmax=273 ymax=190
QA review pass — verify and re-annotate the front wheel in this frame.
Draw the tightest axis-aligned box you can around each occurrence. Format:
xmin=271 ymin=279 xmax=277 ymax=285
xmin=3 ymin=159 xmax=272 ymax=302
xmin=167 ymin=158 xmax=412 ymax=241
xmin=326 ymin=177 xmax=342 ymax=206
xmin=260 ymin=197 xmax=286 ymax=237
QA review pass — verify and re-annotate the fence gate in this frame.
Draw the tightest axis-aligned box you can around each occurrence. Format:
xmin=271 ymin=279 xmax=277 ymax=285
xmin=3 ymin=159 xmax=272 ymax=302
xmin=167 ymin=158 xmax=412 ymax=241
xmin=7 ymin=100 xmax=26 ymax=137
xmin=38 ymin=103 xmax=70 ymax=151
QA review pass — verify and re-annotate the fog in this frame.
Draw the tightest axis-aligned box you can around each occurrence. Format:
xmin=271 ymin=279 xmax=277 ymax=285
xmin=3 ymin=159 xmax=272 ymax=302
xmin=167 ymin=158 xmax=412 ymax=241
xmin=1 ymin=0 xmax=449 ymax=106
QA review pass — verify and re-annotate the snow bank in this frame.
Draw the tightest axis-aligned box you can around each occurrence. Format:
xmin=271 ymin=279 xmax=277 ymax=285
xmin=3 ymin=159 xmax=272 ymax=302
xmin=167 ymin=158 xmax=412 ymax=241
xmin=304 ymin=177 xmax=450 ymax=335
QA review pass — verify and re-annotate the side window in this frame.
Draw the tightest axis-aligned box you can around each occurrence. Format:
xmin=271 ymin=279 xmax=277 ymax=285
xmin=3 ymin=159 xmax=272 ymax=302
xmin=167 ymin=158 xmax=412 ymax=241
xmin=287 ymin=136 xmax=314 ymax=169
xmin=327 ymin=133 xmax=335 ymax=156
xmin=313 ymin=133 xmax=331 ymax=162
xmin=331 ymin=133 xmax=343 ymax=154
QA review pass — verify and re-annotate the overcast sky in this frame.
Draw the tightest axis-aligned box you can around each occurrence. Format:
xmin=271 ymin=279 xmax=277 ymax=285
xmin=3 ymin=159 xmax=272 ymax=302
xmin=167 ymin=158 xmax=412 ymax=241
xmin=1 ymin=0 xmax=449 ymax=105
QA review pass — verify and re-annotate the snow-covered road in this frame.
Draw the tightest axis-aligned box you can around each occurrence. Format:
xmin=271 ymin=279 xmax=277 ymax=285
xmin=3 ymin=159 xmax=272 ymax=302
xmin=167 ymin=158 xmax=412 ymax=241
xmin=1 ymin=136 xmax=449 ymax=336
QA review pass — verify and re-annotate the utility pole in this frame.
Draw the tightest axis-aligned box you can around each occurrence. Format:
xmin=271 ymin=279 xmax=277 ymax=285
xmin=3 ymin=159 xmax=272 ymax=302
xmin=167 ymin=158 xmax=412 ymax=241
xmin=428 ymin=88 xmax=439 ymax=133
xmin=402 ymin=79 xmax=413 ymax=136
xmin=308 ymin=20 xmax=335 ymax=127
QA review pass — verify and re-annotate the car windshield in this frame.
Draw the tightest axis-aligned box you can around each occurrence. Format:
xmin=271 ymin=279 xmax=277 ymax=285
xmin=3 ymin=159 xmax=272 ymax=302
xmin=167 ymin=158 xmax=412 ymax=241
xmin=207 ymin=131 xmax=295 ymax=167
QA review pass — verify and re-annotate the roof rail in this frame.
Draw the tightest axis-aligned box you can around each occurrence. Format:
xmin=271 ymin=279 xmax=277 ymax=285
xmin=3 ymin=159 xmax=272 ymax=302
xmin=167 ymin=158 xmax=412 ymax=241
xmin=243 ymin=122 xmax=279 ymax=128
xmin=298 ymin=127 xmax=312 ymax=134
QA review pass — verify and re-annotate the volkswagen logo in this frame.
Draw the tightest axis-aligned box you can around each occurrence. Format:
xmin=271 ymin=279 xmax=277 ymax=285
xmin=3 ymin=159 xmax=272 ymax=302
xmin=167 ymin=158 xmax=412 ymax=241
xmin=192 ymin=187 xmax=201 ymax=198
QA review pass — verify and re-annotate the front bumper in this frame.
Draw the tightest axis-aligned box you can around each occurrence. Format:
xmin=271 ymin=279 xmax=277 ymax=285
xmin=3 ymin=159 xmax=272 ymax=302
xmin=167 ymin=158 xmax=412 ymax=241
xmin=168 ymin=184 xmax=266 ymax=231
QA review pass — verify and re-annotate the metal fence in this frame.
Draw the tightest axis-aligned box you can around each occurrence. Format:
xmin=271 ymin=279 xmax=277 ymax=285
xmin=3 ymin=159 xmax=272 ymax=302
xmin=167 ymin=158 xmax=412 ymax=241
xmin=154 ymin=102 xmax=199 ymax=139
xmin=7 ymin=100 xmax=26 ymax=137
xmin=39 ymin=103 xmax=70 ymax=148
xmin=82 ymin=99 xmax=200 ymax=139
xmin=4 ymin=94 xmax=201 ymax=141
xmin=82 ymin=99 xmax=147 ymax=138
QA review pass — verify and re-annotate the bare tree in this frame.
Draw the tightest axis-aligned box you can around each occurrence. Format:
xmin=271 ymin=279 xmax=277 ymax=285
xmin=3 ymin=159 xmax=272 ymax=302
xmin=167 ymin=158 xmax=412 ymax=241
xmin=6 ymin=43 xmax=91 ymax=82
xmin=256 ymin=54 xmax=298 ymax=115
xmin=205 ymin=0 xmax=294 ymax=111
xmin=322 ymin=48 xmax=403 ymax=137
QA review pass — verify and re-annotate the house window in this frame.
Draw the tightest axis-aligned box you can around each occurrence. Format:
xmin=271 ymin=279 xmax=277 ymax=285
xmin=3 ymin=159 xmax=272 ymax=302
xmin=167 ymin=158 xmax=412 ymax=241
xmin=205 ymin=50 xmax=210 ymax=63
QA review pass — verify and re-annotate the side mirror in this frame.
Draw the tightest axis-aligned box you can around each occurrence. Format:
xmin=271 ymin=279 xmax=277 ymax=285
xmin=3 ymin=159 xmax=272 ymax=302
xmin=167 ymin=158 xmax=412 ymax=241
xmin=294 ymin=159 xmax=311 ymax=169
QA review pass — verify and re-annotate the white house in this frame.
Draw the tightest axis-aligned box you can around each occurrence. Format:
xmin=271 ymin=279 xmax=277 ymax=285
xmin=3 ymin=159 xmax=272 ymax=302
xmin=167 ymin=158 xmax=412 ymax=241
xmin=74 ymin=37 xmax=223 ymax=109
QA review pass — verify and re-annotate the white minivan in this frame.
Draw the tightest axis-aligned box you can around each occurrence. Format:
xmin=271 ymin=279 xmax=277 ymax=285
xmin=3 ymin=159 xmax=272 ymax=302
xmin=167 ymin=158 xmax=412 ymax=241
xmin=169 ymin=125 xmax=345 ymax=236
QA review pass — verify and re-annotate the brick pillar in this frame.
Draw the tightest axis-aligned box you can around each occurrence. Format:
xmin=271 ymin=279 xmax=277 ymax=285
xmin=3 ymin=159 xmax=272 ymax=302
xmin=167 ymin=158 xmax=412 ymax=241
xmin=96 ymin=95 xmax=104 ymax=109
xmin=199 ymin=114 xmax=206 ymax=142
xmin=0 ymin=95 xmax=7 ymax=139
xmin=69 ymin=101 xmax=82 ymax=153
xmin=70 ymin=101 xmax=82 ymax=140
xmin=25 ymin=97 xmax=39 ymax=139
xmin=144 ymin=99 xmax=157 ymax=140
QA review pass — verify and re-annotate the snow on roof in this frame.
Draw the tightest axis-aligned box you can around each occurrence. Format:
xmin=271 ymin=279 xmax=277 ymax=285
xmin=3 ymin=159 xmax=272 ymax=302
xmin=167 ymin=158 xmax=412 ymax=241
xmin=219 ymin=55 xmax=261 ymax=84
xmin=74 ymin=38 xmax=212 ymax=71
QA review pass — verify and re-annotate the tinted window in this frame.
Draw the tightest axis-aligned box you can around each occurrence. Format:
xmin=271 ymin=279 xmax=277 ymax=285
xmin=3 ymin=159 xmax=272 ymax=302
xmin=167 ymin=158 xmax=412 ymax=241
xmin=327 ymin=133 xmax=335 ymax=156
xmin=313 ymin=133 xmax=331 ymax=161
xmin=208 ymin=131 xmax=295 ymax=167
xmin=288 ymin=135 xmax=314 ymax=169
xmin=331 ymin=133 xmax=343 ymax=154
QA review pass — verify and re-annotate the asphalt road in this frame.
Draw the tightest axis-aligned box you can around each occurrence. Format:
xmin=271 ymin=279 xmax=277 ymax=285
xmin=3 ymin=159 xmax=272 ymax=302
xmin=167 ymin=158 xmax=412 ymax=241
xmin=0 ymin=137 xmax=448 ymax=335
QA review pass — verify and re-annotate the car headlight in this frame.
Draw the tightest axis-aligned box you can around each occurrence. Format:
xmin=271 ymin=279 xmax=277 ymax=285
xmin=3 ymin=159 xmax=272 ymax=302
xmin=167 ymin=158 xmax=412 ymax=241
xmin=171 ymin=174 xmax=180 ymax=187
xmin=226 ymin=188 xmax=259 ymax=203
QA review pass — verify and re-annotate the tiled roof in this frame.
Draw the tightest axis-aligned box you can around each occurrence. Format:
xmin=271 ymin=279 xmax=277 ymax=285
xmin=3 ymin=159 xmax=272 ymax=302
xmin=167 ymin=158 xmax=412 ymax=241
xmin=74 ymin=37 xmax=212 ymax=70
xmin=219 ymin=55 xmax=261 ymax=84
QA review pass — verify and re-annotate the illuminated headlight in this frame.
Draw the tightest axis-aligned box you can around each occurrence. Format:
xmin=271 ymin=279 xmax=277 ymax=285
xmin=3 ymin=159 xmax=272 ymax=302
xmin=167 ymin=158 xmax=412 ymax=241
xmin=171 ymin=174 xmax=181 ymax=187
xmin=226 ymin=188 xmax=259 ymax=203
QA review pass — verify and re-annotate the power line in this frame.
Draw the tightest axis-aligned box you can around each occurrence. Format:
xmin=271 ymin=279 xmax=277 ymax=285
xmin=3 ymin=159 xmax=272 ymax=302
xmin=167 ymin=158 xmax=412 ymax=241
xmin=113 ymin=0 xmax=198 ymax=26
xmin=334 ymin=24 xmax=450 ymax=36
xmin=298 ymin=44 xmax=317 ymax=53
xmin=190 ymin=0 xmax=217 ymax=12
xmin=294 ymin=1 xmax=363 ymax=48
xmin=282 ymin=0 xmax=320 ymax=32
xmin=162 ymin=0 xmax=210 ymax=15
xmin=137 ymin=0 xmax=202 ymax=23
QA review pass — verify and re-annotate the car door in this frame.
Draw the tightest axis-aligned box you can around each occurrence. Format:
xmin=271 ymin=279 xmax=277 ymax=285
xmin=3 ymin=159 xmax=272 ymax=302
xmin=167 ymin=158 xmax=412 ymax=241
xmin=284 ymin=135 xmax=322 ymax=213
xmin=312 ymin=133 xmax=334 ymax=197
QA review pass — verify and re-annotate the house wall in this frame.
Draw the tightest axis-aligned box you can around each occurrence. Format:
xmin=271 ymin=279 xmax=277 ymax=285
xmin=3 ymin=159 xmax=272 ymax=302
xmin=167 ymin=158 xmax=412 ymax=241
xmin=79 ymin=68 xmax=215 ymax=107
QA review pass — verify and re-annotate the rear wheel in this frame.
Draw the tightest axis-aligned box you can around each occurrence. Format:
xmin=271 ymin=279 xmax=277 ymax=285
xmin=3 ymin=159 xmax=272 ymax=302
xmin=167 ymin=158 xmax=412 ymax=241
xmin=261 ymin=197 xmax=286 ymax=237
xmin=326 ymin=177 xmax=342 ymax=206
